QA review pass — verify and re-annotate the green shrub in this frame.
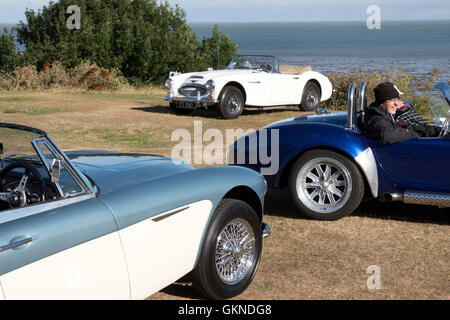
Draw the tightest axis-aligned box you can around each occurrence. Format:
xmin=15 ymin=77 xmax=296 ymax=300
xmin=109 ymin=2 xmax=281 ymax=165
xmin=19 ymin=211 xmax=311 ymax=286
xmin=40 ymin=60 xmax=72 ymax=89
xmin=10 ymin=65 xmax=41 ymax=90
xmin=323 ymin=67 xmax=416 ymax=111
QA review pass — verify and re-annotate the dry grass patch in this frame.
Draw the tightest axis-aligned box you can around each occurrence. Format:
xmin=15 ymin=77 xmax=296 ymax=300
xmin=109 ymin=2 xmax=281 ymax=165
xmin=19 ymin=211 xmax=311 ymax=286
xmin=1 ymin=88 xmax=448 ymax=300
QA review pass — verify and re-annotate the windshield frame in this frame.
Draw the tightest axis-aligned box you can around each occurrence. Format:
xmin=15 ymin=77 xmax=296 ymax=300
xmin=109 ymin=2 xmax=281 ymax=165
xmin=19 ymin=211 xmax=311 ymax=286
xmin=226 ymin=55 xmax=280 ymax=73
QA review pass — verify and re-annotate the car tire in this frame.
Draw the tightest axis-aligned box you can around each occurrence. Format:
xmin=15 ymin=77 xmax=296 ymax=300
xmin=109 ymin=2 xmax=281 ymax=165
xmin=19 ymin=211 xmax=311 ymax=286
xmin=299 ymin=81 xmax=321 ymax=111
xmin=192 ymin=198 xmax=262 ymax=299
xmin=288 ymin=150 xmax=364 ymax=220
xmin=169 ymin=102 xmax=194 ymax=115
xmin=218 ymin=86 xmax=245 ymax=119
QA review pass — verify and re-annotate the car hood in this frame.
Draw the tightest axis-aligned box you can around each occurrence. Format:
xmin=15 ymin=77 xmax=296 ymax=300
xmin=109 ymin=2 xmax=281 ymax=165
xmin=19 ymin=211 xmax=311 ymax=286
xmin=65 ymin=150 xmax=194 ymax=194
xmin=183 ymin=69 xmax=262 ymax=82
xmin=264 ymin=111 xmax=348 ymax=129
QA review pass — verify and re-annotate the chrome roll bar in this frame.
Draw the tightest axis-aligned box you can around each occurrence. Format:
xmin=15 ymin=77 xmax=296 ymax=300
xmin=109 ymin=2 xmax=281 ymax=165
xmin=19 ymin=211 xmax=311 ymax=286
xmin=347 ymin=82 xmax=367 ymax=130
xmin=358 ymin=81 xmax=367 ymax=125
xmin=347 ymin=83 xmax=357 ymax=129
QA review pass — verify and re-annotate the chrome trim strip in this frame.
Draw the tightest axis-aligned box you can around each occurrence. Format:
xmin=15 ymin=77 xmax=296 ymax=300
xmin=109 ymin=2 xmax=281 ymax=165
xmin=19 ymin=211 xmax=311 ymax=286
xmin=151 ymin=206 xmax=190 ymax=222
xmin=0 ymin=237 xmax=32 ymax=253
xmin=354 ymin=147 xmax=378 ymax=198
xmin=0 ymin=193 xmax=96 ymax=225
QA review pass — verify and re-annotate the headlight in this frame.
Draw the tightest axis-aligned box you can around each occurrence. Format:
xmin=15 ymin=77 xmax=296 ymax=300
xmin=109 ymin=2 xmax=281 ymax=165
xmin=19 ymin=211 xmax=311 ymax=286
xmin=165 ymin=78 xmax=173 ymax=90
xmin=206 ymin=80 xmax=215 ymax=92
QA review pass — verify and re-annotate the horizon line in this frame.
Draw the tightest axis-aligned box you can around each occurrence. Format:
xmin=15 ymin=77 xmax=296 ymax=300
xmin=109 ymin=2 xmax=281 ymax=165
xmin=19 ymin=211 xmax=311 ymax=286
xmin=1 ymin=18 xmax=449 ymax=25
xmin=188 ymin=18 xmax=450 ymax=24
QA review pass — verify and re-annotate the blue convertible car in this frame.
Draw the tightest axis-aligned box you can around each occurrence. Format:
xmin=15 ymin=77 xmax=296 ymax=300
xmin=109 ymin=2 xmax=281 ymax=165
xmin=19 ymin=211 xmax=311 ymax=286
xmin=229 ymin=81 xmax=450 ymax=220
xmin=0 ymin=123 xmax=269 ymax=300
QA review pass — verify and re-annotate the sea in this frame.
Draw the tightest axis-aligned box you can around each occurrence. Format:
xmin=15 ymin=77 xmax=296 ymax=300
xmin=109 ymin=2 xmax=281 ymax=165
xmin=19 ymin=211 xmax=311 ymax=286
xmin=2 ymin=20 xmax=449 ymax=82
xmin=190 ymin=21 xmax=450 ymax=83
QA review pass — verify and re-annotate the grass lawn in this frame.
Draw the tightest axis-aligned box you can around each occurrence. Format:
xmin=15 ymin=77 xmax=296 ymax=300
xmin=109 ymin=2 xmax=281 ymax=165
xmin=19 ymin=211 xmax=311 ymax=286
xmin=1 ymin=88 xmax=448 ymax=300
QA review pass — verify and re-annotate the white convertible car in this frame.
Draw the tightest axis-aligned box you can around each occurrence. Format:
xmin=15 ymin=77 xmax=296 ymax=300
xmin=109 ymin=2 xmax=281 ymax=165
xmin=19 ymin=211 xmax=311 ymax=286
xmin=165 ymin=55 xmax=333 ymax=119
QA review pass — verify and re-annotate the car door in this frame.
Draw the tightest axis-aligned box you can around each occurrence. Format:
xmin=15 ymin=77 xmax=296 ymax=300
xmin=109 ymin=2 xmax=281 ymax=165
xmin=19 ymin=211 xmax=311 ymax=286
xmin=267 ymin=73 xmax=303 ymax=106
xmin=0 ymin=196 xmax=130 ymax=299
xmin=242 ymin=72 xmax=275 ymax=106
xmin=370 ymin=137 xmax=450 ymax=189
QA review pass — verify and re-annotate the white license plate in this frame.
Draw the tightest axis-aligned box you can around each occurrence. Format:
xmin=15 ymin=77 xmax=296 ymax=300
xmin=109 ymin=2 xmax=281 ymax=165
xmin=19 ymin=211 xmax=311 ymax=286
xmin=176 ymin=101 xmax=195 ymax=109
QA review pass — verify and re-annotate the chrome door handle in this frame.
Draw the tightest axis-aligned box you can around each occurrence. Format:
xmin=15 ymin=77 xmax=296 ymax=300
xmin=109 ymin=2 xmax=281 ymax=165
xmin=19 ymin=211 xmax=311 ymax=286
xmin=0 ymin=237 xmax=32 ymax=252
xmin=248 ymin=81 xmax=261 ymax=84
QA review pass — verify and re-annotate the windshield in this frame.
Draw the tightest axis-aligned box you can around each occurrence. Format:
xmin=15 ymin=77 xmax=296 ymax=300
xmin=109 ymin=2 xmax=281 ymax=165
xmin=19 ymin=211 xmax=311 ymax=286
xmin=226 ymin=55 xmax=276 ymax=72
xmin=428 ymin=82 xmax=450 ymax=127
xmin=0 ymin=127 xmax=41 ymax=160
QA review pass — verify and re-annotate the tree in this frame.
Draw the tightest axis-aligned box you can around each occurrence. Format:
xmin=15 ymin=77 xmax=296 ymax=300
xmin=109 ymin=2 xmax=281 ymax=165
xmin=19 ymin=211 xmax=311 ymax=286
xmin=15 ymin=0 xmax=237 ymax=84
xmin=199 ymin=25 xmax=238 ymax=70
xmin=0 ymin=28 xmax=21 ymax=72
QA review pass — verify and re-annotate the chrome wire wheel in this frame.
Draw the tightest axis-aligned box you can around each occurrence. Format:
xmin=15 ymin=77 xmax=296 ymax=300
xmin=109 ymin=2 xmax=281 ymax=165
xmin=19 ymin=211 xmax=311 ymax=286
xmin=296 ymin=157 xmax=352 ymax=214
xmin=225 ymin=92 xmax=242 ymax=113
xmin=300 ymin=81 xmax=321 ymax=111
xmin=215 ymin=218 xmax=256 ymax=285
xmin=304 ymin=88 xmax=319 ymax=107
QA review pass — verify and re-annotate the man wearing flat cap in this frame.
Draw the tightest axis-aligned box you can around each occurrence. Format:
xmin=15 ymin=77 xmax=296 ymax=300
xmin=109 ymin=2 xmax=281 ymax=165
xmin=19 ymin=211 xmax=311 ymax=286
xmin=364 ymin=81 xmax=441 ymax=144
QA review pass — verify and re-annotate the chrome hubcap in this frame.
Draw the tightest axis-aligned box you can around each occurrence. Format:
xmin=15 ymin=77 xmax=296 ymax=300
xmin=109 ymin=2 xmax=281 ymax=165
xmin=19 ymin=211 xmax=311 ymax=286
xmin=215 ymin=218 xmax=255 ymax=285
xmin=296 ymin=157 xmax=352 ymax=213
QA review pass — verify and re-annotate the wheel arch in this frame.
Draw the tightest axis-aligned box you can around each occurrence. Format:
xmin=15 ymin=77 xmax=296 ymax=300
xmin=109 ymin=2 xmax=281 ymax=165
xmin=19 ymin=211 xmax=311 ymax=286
xmin=220 ymin=81 xmax=247 ymax=103
xmin=278 ymin=146 xmax=372 ymax=198
xmin=302 ymin=78 xmax=322 ymax=100
xmin=222 ymin=185 xmax=263 ymax=222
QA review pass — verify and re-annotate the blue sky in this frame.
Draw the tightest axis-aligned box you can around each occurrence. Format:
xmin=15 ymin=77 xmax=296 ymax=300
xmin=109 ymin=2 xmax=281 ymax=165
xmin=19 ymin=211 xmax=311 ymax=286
xmin=0 ymin=0 xmax=449 ymax=23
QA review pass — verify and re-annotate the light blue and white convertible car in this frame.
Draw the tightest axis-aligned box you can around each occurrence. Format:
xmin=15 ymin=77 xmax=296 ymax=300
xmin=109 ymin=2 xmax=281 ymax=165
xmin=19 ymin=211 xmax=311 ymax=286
xmin=0 ymin=123 xmax=269 ymax=300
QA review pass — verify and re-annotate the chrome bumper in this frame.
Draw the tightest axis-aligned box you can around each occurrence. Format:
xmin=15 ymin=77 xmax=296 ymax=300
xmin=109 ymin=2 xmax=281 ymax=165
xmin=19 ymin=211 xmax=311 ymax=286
xmin=165 ymin=95 xmax=218 ymax=105
xmin=262 ymin=223 xmax=270 ymax=238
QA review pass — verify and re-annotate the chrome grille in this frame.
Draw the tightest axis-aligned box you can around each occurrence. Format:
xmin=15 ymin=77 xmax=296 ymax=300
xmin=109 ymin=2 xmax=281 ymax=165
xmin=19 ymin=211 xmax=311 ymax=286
xmin=179 ymin=85 xmax=207 ymax=97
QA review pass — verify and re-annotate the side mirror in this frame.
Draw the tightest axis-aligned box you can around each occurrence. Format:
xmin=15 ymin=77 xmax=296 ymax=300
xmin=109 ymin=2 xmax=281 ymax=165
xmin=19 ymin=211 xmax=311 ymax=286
xmin=50 ymin=159 xmax=61 ymax=183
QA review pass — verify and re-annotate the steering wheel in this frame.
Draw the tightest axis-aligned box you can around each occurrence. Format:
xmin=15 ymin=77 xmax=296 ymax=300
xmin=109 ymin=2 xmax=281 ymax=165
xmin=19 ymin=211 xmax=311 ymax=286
xmin=0 ymin=161 xmax=46 ymax=208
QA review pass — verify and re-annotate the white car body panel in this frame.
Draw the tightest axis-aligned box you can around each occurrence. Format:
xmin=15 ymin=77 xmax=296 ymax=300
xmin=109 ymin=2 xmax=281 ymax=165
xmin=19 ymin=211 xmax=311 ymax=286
xmin=118 ymin=200 xmax=213 ymax=300
xmin=0 ymin=232 xmax=130 ymax=300
xmin=0 ymin=283 xmax=4 ymax=300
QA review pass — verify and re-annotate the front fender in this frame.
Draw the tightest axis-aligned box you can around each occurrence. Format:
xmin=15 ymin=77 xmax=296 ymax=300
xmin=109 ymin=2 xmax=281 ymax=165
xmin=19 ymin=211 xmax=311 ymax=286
xmin=260 ymin=123 xmax=377 ymax=197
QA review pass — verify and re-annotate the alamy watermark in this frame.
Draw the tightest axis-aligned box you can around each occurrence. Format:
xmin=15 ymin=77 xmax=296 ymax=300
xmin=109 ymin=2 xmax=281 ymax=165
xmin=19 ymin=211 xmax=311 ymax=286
xmin=170 ymin=121 xmax=280 ymax=175
xmin=366 ymin=265 xmax=382 ymax=290
xmin=66 ymin=5 xmax=81 ymax=30
xmin=366 ymin=5 xmax=381 ymax=30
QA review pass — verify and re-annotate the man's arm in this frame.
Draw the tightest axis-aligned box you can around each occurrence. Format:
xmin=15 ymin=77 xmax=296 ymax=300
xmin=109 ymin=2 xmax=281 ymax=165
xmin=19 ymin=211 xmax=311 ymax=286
xmin=367 ymin=116 xmax=420 ymax=144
